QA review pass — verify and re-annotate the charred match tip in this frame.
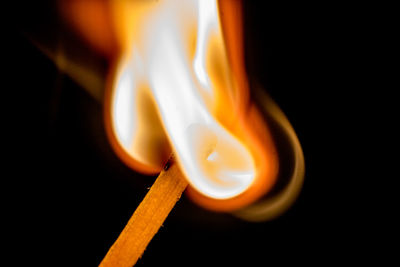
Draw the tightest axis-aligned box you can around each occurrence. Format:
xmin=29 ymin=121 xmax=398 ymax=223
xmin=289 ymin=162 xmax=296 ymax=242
xmin=164 ymin=158 xmax=172 ymax=171
xmin=163 ymin=161 xmax=171 ymax=171
xmin=163 ymin=154 xmax=176 ymax=171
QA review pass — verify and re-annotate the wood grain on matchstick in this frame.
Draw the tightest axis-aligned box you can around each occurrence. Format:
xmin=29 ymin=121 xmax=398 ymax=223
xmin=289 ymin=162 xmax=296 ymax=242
xmin=99 ymin=160 xmax=188 ymax=267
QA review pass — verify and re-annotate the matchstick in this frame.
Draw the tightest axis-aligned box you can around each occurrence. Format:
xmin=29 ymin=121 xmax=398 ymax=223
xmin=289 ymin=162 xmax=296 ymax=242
xmin=99 ymin=158 xmax=188 ymax=267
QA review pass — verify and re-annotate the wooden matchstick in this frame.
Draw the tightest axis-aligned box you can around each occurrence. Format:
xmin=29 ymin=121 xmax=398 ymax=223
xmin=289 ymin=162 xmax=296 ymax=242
xmin=99 ymin=158 xmax=188 ymax=267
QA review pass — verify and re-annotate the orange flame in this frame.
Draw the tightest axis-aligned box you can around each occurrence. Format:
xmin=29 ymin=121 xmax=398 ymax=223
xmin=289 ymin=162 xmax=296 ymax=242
xmin=185 ymin=0 xmax=278 ymax=210
xmin=59 ymin=0 xmax=300 ymax=213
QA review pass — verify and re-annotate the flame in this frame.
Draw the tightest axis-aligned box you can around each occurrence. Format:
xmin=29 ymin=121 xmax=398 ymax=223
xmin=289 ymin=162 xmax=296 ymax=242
xmin=59 ymin=0 xmax=304 ymax=214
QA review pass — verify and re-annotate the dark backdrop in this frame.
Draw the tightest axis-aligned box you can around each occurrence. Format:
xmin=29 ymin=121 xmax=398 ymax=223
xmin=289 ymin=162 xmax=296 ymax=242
xmin=6 ymin=1 xmax=376 ymax=266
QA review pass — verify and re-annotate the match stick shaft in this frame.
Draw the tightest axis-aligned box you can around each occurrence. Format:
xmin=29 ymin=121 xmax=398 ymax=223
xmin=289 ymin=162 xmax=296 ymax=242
xmin=99 ymin=160 xmax=188 ymax=267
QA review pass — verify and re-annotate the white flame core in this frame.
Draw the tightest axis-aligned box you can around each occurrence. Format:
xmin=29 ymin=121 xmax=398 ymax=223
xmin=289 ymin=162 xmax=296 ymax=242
xmin=114 ymin=62 xmax=135 ymax=148
xmin=111 ymin=0 xmax=255 ymax=199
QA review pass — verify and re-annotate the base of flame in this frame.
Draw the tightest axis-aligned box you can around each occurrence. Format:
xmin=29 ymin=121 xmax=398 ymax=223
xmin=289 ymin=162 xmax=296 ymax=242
xmin=99 ymin=157 xmax=187 ymax=267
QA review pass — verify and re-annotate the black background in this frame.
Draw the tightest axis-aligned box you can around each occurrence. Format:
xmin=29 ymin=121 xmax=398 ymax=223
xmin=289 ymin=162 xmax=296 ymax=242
xmin=6 ymin=1 xmax=379 ymax=266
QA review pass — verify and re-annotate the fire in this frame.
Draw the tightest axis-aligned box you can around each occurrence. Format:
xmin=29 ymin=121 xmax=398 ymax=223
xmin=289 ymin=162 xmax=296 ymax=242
xmin=60 ymin=0 xmax=304 ymax=214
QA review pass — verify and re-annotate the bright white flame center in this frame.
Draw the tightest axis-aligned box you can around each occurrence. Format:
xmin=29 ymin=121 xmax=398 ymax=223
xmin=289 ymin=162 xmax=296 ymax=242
xmin=112 ymin=0 xmax=255 ymax=199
